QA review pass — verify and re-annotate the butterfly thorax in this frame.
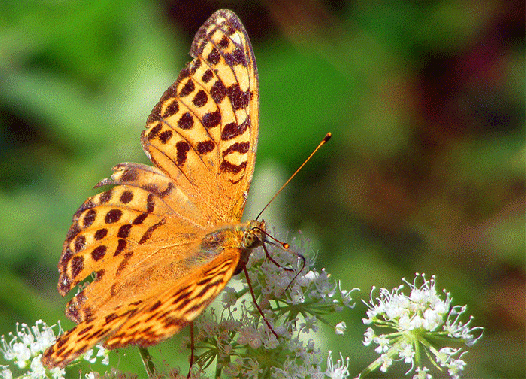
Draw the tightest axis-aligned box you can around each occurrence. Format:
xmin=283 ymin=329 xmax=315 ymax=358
xmin=200 ymin=220 xmax=265 ymax=275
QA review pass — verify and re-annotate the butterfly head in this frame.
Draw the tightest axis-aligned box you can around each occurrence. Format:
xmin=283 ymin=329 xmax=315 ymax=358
xmin=243 ymin=220 xmax=266 ymax=249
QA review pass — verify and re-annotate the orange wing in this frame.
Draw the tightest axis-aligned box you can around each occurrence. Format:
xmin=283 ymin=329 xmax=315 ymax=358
xmin=43 ymin=9 xmax=259 ymax=369
xmin=142 ymin=8 xmax=259 ymax=223
xmin=42 ymin=247 xmax=242 ymax=368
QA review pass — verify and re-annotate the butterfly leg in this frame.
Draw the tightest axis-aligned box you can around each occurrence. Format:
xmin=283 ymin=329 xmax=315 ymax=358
xmin=243 ymin=266 xmax=279 ymax=338
xmin=262 ymin=243 xmax=294 ymax=272
xmin=262 ymin=243 xmax=306 ymax=292
xmin=187 ymin=321 xmax=194 ymax=379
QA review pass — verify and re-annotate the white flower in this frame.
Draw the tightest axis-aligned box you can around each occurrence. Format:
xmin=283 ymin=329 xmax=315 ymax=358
xmin=29 ymin=356 xmax=46 ymax=377
xmin=299 ymin=316 xmax=319 ymax=334
xmin=311 ymin=269 xmax=334 ymax=299
xmin=221 ymin=287 xmax=239 ymax=308
xmin=1 ymin=321 xmax=60 ymax=370
xmin=1 ymin=320 xmax=107 ymax=378
xmin=1 ymin=321 xmax=67 ymax=378
xmin=413 ymin=366 xmax=431 ymax=379
xmin=378 ymin=354 xmax=393 ymax=372
xmin=334 ymin=321 xmax=346 ymax=335
xmin=0 ymin=366 xmax=12 ymax=379
xmin=360 ymin=273 xmax=483 ymax=378
xmin=398 ymin=341 xmax=415 ymax=364
xmin=363 ymin=327 xmax=375 ymax=345
xmin=325 ymin=351 xmax=350 ymax=379
xmin=237 ymin=325 xmax=262 ymax=349
xmin=373 ymin=335 xmax=390 ymax=354
xmin=11 ymin=340 xmax=31 ymax=368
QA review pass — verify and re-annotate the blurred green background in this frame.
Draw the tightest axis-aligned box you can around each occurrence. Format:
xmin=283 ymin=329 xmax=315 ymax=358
xmin=0 ymin=0 xmax=524 ymax=377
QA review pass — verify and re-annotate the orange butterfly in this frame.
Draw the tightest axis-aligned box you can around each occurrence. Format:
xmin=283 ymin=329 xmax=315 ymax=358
xmin=42 ymin=9 xmax=263 ymax=369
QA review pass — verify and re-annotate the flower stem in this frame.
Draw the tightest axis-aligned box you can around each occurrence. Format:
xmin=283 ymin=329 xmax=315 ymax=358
xmin=138 ymin=346 xmax=156 ymax=377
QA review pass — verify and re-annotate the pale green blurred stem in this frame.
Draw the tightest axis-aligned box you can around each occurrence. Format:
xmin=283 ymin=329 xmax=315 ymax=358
xmin=138 ymin=347 xmax=156 ymax=377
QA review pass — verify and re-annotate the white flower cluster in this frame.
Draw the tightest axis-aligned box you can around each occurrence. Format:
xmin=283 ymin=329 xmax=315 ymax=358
xmin=360 ymin=273 xmax=483 ymax=379
xmin=1 ymin=320 xmax=65 ymax=379
xmin=1 ymin=244 xmax=483 ymax=379
xmin=187 ymin=233 xmax=355 ymax=378
xmin=0 ymin=320 xmax=108 ymax=379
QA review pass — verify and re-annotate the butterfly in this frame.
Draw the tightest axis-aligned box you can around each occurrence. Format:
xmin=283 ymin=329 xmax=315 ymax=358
xmin=42 ymin=9 xmax=263 ymax=369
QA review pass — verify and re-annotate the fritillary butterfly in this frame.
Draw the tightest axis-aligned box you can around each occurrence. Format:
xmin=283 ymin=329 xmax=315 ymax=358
xmin=42 ymin=9 xmax=262 ymax=369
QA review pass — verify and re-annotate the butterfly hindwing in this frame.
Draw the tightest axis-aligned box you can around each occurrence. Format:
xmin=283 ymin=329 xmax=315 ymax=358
xmin=42 ymin=247 xmax=241 ymax=368
xmin=104 ymin=247 xmax=241 ymax=349
xmin=41 ymin=301 xmax=137 ymax=369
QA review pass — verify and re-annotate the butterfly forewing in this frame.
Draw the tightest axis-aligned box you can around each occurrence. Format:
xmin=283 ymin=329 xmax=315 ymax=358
xmin=42 ymin=9 xmax=260 ymax=369
xmin=142 ymin=9 xmax=258 ymax=222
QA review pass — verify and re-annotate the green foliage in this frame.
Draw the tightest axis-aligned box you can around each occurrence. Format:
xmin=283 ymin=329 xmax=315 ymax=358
xmin=0 ymin=1 xmax=523 ymax=377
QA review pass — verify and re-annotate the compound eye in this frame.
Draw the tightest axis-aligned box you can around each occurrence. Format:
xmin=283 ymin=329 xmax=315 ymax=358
xmin=244 ymin=231 xmax=259 ymax=248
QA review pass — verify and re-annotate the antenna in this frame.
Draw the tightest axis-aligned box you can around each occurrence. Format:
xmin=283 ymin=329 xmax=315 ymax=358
xmin=256 ymin=132 xmax=332 ymax=220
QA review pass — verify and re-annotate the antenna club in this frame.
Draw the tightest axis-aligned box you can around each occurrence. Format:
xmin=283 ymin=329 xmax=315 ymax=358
xmin=323 ymin=133 xmax=332 ymax=142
